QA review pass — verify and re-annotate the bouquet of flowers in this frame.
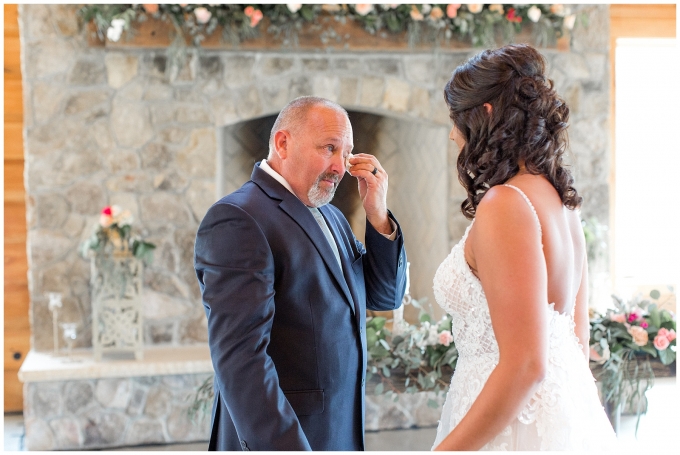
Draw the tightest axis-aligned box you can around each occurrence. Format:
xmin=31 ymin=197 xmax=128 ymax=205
xmin=589 ymin=290 xmax=676 ymax=431
xmin=80 ymin=205 xmax=156 ymax=263
xmin=366 ymin=298 xmax=458 ymax=407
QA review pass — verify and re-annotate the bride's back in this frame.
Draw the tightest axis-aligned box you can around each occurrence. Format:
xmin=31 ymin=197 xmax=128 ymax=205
xmin=503 ymin=173 xmax=586 ymax=315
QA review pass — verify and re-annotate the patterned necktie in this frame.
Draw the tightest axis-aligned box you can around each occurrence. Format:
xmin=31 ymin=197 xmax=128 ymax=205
xmin=308 ymin=207 xmax=342 ymax=269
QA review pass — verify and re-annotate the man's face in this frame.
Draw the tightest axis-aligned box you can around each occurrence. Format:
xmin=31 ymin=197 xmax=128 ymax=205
xmin=281 ymin=106 xmax=354 ymax=207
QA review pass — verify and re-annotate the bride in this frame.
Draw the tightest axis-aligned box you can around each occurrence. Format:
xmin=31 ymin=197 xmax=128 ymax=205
xmin=432 ymin=44 xmax=617 ymax=451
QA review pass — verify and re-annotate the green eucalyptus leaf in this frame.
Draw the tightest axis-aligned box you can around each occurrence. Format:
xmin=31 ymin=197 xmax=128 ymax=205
xmin=658 ymin=347 xmax=675 ymax=365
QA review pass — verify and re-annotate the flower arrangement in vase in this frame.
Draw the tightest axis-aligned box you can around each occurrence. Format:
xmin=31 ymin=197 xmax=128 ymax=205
xmin=589 ymin=289 xmax=676 ymax=432
xmin=81 ymin=205 xmax=155 ymax=262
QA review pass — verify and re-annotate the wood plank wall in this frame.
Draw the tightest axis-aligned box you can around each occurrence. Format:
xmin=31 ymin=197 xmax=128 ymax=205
xmin=608 ymin=4 xmax=676 ymax=289
xmin=4 ymin=3 xmax=30 ymax=412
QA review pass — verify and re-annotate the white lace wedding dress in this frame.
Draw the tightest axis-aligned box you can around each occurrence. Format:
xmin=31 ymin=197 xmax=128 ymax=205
xmin=432 ymin=185 xmax=617 ymax=451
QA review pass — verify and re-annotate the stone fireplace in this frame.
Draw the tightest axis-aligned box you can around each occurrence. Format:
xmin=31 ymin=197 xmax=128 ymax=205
xmin=17 ymin=3 xmax=611 ymax=450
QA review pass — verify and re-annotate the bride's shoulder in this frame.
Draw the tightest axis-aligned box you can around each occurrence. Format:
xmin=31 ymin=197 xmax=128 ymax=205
xmin=474 ymin=185 xmax=541 ymax=235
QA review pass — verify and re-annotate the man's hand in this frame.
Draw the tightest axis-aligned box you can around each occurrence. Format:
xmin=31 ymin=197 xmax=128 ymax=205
xmin=346 ymin=153 xmax=391 ymax=235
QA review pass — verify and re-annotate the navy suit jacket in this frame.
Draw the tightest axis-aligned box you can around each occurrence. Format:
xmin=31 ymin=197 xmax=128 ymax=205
xmin=194 ymin=163 xmax=407 ymax=451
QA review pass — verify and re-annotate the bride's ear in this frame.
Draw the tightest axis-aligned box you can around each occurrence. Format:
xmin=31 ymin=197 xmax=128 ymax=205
xmin=483 ymin=103 xmax=492 ymax=115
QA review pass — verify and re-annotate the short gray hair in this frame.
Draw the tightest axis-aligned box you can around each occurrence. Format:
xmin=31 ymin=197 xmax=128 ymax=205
xmin=268 ymin=96 xmax=348 ymax=158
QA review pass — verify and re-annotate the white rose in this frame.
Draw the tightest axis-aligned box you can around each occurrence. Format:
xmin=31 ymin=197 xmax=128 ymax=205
xmin=106 ymin=18 xmax=126 ymax=42
xmin=563 ymin=14 xmax=576 ymax=30
xmin=421 ymin=4 xmax=431 ymax=15
xmin=528 ymin=6 xmax=542 ymax=23
xmin=287 ymin=4 xmax=302 ymax=13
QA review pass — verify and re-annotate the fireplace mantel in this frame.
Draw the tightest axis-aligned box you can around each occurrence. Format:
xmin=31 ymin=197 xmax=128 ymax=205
xmin=88 ymin=15 xmax=570 ymax=52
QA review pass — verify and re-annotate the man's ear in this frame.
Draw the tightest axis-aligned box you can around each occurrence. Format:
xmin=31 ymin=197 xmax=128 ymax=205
xmin=483 ymin=103 xmax=492 ymax=115
xmin=273 ymin=130 xmax=289 ymax=159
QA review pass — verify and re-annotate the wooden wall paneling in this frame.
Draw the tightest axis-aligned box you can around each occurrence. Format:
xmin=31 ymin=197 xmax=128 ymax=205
xmin=4 ymin=3 xmax=29 ymax=413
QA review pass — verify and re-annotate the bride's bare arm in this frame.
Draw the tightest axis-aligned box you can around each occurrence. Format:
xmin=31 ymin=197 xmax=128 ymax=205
xmin=434 ymin=186 xmax=549 ymax=451
xmin=574 ymin=254 xmax=590 ymax=362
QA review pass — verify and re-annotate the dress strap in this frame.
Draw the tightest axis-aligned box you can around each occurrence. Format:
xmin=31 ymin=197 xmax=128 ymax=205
xmin=502 ymin=184 xmax=543 ymax=247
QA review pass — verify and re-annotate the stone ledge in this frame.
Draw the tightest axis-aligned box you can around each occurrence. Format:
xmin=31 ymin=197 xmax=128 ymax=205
xmin=18 ymin=345 xmax=213 ymax=383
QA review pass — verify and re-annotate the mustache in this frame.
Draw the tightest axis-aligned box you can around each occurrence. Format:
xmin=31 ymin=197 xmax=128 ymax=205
xmin=316 ymin=173 xmax=341 ymax=185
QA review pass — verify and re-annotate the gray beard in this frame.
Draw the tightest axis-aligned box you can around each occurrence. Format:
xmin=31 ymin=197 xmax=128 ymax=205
xmin=307 ymin=173 xmax=340 ymax=207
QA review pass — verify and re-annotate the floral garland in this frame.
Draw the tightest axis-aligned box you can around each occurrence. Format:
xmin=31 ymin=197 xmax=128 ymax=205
xmin=78 ymin=4 xmax=580 ymax=51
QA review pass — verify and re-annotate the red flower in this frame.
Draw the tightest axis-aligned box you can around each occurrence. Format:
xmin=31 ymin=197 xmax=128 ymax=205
xmin=507 ymin=8 xmax=522 ymax=23
xmin=641 ymin=320 xmax=649 ymax=329
xmin=101 ymin=206 xmax=113 ymax=216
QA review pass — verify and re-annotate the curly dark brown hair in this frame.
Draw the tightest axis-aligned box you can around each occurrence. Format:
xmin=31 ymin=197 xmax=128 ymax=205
xmin=444 ymin=44 xmax=582 ymax=220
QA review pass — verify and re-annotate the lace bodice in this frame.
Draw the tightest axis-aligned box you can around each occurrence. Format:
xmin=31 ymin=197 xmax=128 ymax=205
xmin=431 ymin=185 xmax=617 ymax=451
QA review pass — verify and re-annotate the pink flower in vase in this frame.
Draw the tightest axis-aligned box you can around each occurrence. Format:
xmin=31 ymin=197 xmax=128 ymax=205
xmin=610 ymin=313 xmax=626 ymax=324
xmin=628 ymin=326 xmax=649 ymax=346
xmin=654 ymin=334 xmax=670 ymax=351
xmin=99 ymin=206 xmax=113 ymax=228
xmin=627 ymin=307 xmax=643 ymax=323
xmin=438 ymin=331 xmax=454 ymax=347
xmin=657 ymin=327 xmax=676 ymax=342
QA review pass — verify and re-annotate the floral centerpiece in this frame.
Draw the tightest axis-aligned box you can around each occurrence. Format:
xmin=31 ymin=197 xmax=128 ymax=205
xmin=589 ymin=290 xmax=676 ymax=432
xmin=81 ymin=205 xmax=155 ymax=262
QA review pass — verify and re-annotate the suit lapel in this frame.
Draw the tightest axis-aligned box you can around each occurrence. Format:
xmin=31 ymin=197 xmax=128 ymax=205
xmin=251 ymin=164 xmax=356 ymax=316
xmin=319 ymin=205 xmax=361 ymax=317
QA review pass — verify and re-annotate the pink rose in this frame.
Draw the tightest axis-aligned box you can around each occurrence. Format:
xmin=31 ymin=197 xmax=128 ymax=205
xmin=438 ymin=330 xmax=454 ymax=347
xmin=250 ymin=9 xmax=263 ymax=27
xmin=610 ymin=313 xmax=626 ymax=324
xmin=640 ymin=320 xmax=649 ymax=328
xmin=99 ymin=214 xmax=113 ymax=228
xmin=657 ymin=328 xmax=676 ymax=342
xmin=143 ymin=4 xmax=159 ymax=15
xmin=446 ymin=4 xmax=461 ymax=18
xmin=628 ymin=326 xmax=649 ymax=347
xmin=355 ymin=4 xmax=374 ymax=16
xmin=194 ymin=7 xmax=212 ymax=24
xmin=429 ymin=6 xmax=444 ymax=20
xmin=410 ymin=5 xmax=423 ymax=21
xmin=467 ymin=4 xmax=483 ymax=14
xmin=654 ymin=334 xmax=670 ymax=351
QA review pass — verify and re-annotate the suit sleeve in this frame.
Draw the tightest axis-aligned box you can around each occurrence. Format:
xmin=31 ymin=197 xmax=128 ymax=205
xmin=362 ymin=210 xmax=408 ymax=311
xmin=194 ymin=202 xmax=311 ymax=451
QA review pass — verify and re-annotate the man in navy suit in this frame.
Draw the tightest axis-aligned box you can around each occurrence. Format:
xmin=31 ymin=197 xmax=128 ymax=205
xmin=194 ymin=96 xmax=407 ymax=451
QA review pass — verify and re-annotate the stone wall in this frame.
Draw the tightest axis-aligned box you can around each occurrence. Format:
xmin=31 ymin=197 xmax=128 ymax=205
xmin=23 ymin=373 xmax=212 ymax=450
xmin=20 ymin=4 xmax=611 ymax=351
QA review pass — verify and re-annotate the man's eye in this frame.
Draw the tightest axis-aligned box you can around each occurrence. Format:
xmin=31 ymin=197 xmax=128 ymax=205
xmin=325 ymin=145 xmax=334 ymax=152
